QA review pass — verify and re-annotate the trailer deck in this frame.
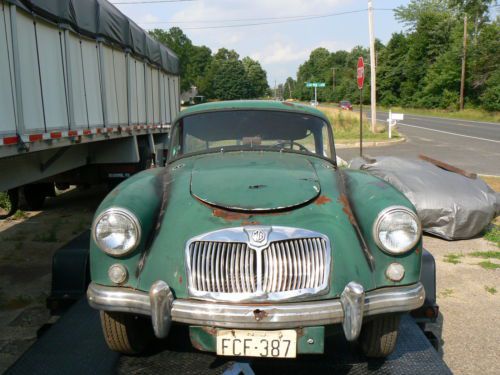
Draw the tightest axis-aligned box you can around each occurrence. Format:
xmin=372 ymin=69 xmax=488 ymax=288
xmin=6 ymin=298 xmax=451 ymax=375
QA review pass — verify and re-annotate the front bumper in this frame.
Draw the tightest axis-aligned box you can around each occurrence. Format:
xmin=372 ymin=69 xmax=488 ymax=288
xmin=87 ymin=281 xmax=425 ymax=341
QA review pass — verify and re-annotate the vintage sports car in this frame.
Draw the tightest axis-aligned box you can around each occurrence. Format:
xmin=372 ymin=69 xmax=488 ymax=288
xmin=87 ymin=101 xmax=427 ymax=359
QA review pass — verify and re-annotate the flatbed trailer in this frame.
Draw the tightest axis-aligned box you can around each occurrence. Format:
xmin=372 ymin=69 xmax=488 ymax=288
xmin=5 ymin=299 xmax=451 ymax=375
xmin=6 ymin=232 xmax=450 ymax=375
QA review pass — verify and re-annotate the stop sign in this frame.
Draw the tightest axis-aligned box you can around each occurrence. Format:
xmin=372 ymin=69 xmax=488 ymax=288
xmin=357 ymin=57 xmax=365 ymax=89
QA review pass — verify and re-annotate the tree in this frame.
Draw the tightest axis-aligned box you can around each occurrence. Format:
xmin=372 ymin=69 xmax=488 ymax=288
xmin=149 ymin=28 xmax=194 ymax=91
xmin=242 ymin=57 xmax=269 ymax=98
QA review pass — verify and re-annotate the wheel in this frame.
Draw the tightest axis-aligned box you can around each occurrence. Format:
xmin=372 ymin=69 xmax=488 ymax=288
xmin=359 ymin=314 xmax=400 ymax=358
xmin=100 ymin=311 xmax=153 ymax=354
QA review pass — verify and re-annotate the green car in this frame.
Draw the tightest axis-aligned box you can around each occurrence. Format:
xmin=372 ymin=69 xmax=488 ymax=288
xmin=87 ymin=100 xmax=426 ymax=359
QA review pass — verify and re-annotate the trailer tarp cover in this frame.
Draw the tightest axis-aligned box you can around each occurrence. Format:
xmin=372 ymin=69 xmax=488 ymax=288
xmin=349 ymin=156 xmax=499 ymax=240
xmin=6 ymin=0 xmax=179 ymax=74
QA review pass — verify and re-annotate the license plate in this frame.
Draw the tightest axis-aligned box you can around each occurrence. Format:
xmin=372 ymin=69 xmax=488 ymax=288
xmin=216 ymin=329 xmax=297 ymax=358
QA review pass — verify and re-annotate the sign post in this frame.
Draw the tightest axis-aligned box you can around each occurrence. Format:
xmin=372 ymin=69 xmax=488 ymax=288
xmin=305 ymin=82 xmax=326 ymax=106
xmin=357 ymin=57 xmax=365 ymax=156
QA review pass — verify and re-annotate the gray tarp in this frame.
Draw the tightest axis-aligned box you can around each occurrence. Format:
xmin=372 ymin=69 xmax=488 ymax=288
xmin=5 ymin=0 xmax=179 ymax=74
xmin=349 ymin=156 xmax=499 ymax=240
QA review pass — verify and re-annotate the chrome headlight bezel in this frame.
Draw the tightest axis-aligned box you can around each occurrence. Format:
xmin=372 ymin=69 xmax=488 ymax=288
xmin=92 ymin=207 xmax=141 ymax=257
xmin=373 ymin=206 xmax=421 ymax=255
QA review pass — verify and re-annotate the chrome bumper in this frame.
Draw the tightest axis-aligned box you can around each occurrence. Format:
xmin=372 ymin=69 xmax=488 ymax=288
xmin=87 ymin=281 xmax=425 ymax=341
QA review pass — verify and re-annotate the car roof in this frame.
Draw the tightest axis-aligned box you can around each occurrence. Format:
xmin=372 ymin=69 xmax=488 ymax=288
xmin=176 ymin=100 xmax=329 ymax=122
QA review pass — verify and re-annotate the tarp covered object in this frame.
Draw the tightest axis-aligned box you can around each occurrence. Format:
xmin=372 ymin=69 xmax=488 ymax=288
xmin=349 ymin=156 xmax=499 ymax=240
xmin=5 ymin=0 xmax=179 ymax=74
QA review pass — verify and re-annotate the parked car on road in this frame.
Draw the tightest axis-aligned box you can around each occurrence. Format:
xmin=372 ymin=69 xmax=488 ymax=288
xmin=87 ymin=100 xmax=429 ymax=359
xmin=339 ymin=100 xmax=353 ymax=110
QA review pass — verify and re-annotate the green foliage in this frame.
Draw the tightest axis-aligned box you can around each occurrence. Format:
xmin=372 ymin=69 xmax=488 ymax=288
xmin=478 ymin=260 xmax=500 ymax=270
xmin=444 ymin=253 xmax=463 ymax=264
xmin=482 ymin=225 xmax=500 ymax=247
xmin=289 ymin=0 xmax=498 ymax=112
xmin=0 ymin=192 xmax=11 ymax=211
xmin=150 ymin=29 xmax=268 ymax=100
xmin=484 ymin=285 xmax=497 ymax=294
xmin=470 ymin=251 xmax=500 ymax=259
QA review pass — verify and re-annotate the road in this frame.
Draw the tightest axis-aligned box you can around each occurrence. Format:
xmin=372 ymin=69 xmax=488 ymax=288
xmin=337 ymin=110 xmax=500 ymax=175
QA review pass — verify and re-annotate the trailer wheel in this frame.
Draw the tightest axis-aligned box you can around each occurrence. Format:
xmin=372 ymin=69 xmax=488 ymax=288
xmin=100 ymin=311 xmax=153 ymax=354
xmin=359 ymin=314 xmax=400 ymax=358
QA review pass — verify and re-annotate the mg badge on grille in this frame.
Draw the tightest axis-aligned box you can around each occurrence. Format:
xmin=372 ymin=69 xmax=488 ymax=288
xmin=244 ymin=227 xmax=271 ymax=250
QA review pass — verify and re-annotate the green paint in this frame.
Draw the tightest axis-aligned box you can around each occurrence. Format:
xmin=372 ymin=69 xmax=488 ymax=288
xmin=177 ymin=100 xmax=328 ymax=122
xmin=297 ymin=326 xmax=325 ymax=354
xmin=191 ymin=152 xmax=320 ymax=210
xmin=89 ymin=102 xmax=421 ymax=304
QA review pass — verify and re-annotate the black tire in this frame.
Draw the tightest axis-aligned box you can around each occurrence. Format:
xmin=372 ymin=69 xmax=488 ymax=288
xmin=359 ymin=314 xmax=400 ymax=358
xmin=100 ymin=311 xmax=153 ymax=355
xmin=23 ymin=185 xmax=47 ymax=210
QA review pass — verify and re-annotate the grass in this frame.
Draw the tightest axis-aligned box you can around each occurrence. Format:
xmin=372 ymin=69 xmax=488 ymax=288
xmin=378 ymin=106 xmax=500 ymax=123
xmin=482 ymin=225 xmax=500 ymax=248
xmin=480 ymin=175 xmax=500 ymax=193
xmin=317 ymin=106 xmax=400 ymax=142
xmin=443 ymin=253 xmax=463 ymax=264
xmin=0 ymin=192 xmax=11 ymax=212
xmin=484 ymin=286 xmax=497 ymax=295
xmin=11 ymin=209 xmax=27 ymax=220
xmin=469 ymin=251 xmax=500 ymax=259
xmin=478 ymin=261 xmax=500 ymax=270
xmin=440 ymin=288 xmax=454 ymax=298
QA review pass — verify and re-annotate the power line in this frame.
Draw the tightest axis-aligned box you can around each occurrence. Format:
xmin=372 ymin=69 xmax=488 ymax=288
xmin=111 ymin=0 xmax=198 ymax=4
xmin=140 ymin=9 xmax=394 ymax=30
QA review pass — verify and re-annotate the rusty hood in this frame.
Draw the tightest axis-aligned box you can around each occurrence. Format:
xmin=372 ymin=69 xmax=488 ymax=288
xmin=190 ymin=152 xmax=321 ymax=211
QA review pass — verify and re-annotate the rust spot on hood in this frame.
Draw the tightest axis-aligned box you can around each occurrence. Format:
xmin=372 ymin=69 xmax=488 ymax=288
xmin=315 ymin=195 xmax=332 ymax=205
xmin=213 ymin=208 xmax=253 ymax=221
xmin=338 ymin=194 xmax=356 ymax=224
xmin=241 ymin=220 xmax=262 ymax=226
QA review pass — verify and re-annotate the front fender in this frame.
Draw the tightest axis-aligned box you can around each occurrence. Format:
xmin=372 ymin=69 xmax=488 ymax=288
xmin=89 ymin=167 xmax=166 ymax=287
xmin=343 ymin=170 xmax=422 ymax=288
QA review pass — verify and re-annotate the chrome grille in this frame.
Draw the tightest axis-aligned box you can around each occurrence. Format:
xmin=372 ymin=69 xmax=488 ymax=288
xmin=186 ymin=227 xmax=331 ymax=302
xmin=262 ymin=239 xmax=327 ymax=293
xmin=189 ymin=242 xmax=257 ymax=293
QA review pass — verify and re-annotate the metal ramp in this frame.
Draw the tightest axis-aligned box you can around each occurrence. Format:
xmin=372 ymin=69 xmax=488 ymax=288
xmin=6 ymin=298 xmax=451 ymax=375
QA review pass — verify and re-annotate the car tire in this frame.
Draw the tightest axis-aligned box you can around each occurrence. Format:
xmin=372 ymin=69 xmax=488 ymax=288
xmin=359 ymin=314 xmax=400 ymax=358
xmin=100 ymin=311 xmax=153 ymax=354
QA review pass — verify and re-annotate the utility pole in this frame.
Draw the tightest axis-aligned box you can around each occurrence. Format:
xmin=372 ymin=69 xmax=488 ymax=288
xmin=368 ymin=0 xmax=376 ymax=132
xmin=460 ymin=14 xmax=467 ymax=111
xmin=274 ymin=80 xmax=277 ymax=100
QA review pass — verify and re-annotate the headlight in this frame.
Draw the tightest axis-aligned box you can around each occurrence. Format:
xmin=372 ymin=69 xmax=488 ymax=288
xmin=93 ymin=208 xmax=141 ymax=257
xmin=373 ymin=206 xmax=421 ymax=254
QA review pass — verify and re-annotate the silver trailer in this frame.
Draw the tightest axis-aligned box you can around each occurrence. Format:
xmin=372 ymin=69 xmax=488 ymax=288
xmin=0 ymin=0 xmax=180 ymax=212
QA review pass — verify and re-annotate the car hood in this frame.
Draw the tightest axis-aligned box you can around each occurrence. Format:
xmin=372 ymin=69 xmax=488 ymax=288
xmin=190 ymin=152 xmax=321 ymax=211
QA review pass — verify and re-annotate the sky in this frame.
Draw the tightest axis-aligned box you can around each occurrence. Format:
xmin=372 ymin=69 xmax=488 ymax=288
xmin=113 ymin=0 xmax=414 ymax=86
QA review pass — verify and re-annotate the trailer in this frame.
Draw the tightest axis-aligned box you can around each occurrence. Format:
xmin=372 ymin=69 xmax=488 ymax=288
xmin=0 ymin=0 xmax=180 ymax=213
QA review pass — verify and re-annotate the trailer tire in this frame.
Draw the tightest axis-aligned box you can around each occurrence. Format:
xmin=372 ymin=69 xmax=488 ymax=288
xmin=359 ymin=314 xmax=400 ymax=358
xmin=100 ymin=311 xmax=153 ymax=354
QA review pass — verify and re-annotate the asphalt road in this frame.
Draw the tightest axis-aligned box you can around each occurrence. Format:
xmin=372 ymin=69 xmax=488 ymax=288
xmin=337 ymin=110 xmax=500 ymax=175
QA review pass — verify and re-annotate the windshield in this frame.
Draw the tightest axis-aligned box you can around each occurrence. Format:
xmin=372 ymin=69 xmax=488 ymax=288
xmin=169 ymin=110 xmax=334 ymax=159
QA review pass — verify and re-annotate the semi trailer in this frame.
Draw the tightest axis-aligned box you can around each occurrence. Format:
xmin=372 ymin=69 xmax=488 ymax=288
xmin=0 ymin=0 xmax=180 ymax=215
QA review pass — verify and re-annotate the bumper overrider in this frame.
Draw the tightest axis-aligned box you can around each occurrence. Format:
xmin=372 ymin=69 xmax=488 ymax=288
xmin=87 ymin=281 xmax=425 ymax=342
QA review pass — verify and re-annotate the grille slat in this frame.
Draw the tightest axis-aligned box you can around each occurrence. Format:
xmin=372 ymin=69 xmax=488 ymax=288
xmin=188 ymin=235 xmax=329 ymax=299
